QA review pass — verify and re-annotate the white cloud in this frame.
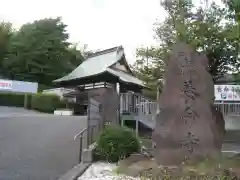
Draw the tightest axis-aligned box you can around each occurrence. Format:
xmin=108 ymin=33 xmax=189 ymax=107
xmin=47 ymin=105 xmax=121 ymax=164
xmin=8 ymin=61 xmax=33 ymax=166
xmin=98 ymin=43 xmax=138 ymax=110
xmin=0 ymin=0 xmax=164 ymax=64
xmin=0 ymin=0 xmax=225 ymax=64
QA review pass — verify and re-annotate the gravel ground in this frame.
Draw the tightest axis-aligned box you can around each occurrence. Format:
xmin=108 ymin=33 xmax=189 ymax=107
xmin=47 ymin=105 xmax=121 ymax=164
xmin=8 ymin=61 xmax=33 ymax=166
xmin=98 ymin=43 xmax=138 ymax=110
xmin=78 ymin=162 xmax=140 ymax=180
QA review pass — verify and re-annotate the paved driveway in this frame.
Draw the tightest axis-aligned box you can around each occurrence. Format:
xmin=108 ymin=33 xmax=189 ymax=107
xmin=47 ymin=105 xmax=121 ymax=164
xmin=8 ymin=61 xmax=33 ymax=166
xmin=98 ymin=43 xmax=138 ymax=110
xmin=225 ymin=115 xmax=240 ymax=130
xmin=0 ymin=107 xmax=87 ymax=180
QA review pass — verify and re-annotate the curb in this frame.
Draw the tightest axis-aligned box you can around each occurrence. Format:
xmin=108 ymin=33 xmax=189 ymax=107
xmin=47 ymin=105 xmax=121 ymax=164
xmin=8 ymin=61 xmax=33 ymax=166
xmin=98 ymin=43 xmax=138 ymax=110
xmin=58 ymin=163 xmax=91 ymax=180
xmin=224 ymin=140 xmax=240 ymax=143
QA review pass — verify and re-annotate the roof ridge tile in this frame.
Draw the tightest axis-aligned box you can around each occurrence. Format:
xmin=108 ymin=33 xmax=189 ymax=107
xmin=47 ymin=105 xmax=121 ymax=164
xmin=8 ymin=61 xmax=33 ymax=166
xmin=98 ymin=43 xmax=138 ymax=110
xmin=86 ymin=46 xmax=123 ymax=59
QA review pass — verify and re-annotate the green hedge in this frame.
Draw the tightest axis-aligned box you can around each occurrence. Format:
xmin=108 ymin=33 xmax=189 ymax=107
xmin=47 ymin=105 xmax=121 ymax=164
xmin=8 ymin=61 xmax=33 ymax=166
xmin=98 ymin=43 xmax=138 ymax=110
xmin=31 ymin=93 xmax=66 ymax=113
xmin=94 ymin=125 xmax=141 ymax=162
xmin=0 ymin=92 xmax=66 ymax=113
xmin=0 ymin=92 xmax=31 ymax=107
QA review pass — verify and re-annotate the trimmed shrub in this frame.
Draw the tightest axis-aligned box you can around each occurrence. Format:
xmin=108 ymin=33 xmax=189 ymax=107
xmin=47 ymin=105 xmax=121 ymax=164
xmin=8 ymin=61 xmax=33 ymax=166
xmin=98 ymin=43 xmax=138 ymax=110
xmin=0 ymin=92 xmax=67 ymax=113
xmin=0 ymin=92 xmax=32 ymax=107
xmin=31 ymin=93 xmax=66 ymax=113
xmin=94 ymin=125 xmax=141 ymax=162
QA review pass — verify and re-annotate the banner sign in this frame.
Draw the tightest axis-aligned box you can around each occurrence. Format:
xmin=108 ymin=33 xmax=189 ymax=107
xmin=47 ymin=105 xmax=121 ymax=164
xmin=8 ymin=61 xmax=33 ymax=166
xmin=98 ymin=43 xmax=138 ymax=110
xmin=0 ymin=80 xmax=12 ymax=90
xmin=214 ymin=85 xmax=240 ymax=101
xmin=0 ymin=79 xmax=38 ymax=93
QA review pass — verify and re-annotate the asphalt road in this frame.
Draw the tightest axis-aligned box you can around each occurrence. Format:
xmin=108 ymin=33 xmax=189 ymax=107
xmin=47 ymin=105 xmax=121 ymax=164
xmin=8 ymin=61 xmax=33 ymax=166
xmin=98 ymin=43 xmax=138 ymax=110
xmin=0 ymin=107 xmax=87 ymax=180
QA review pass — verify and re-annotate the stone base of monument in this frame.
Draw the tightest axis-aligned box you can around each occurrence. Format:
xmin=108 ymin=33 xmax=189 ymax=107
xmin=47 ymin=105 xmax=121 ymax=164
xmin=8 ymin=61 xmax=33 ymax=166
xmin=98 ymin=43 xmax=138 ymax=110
xmin=153 ymin=148 xmax=221 ymax=166
xmin=115 ymin=152 xmax=240 ymax=179
xmin=82 ymin=143 xmax=97 ymax=163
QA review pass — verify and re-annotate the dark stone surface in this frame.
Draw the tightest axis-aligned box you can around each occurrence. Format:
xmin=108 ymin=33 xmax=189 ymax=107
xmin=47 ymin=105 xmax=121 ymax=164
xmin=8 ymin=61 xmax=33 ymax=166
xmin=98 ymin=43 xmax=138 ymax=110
xmin=87 ymin=86 xmax=119 ymax=125
xmin=211 ymin=105 xmax=226 ymax=149
xmin=100 ymin=87 xmax=119 ymax=125
xmin=152 ymin=42 xmax=225 ymax=165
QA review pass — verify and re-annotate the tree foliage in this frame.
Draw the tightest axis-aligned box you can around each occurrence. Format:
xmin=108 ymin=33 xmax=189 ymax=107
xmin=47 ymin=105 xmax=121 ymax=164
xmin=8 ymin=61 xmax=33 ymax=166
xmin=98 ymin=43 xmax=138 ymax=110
xmin=222 ymin=0 xmax=240 ymax=74
xmin=0 ymin=17 xmax=84 ymax=85
xmin=0 ymin=22 xmax=13 ymax=76
xmin=133 ymin=0 xmax=240 ymax=98
xmin=222 ymin=0 xmax=240 ymax=21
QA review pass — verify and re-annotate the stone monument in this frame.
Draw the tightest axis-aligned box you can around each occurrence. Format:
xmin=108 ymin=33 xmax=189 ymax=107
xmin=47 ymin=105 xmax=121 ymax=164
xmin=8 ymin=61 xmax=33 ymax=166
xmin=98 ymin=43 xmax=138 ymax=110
xmin=152 ymin=42 xmax=225 ymax=165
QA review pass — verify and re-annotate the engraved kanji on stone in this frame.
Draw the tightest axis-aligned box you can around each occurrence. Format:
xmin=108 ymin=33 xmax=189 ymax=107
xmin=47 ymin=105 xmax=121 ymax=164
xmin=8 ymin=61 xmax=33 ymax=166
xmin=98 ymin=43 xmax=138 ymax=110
xmin=178 ymin=52 xmax=192 ymax=66
xmin=183 ymin=103 xmax=199 ymax=121
xmin=180 ymin=132 xmax=199 ymax=153
xmin=187 ymin=68 xmax=195 ymax=77
xmin=181 ymin=68 xmax=195 ymax=78
xmin=175 ymin=67 xmax=184 ymax=76
xmin=181 ymin=80 xmax=199 ymax=100
xmin=181 ymin=99 xmax=199 ymax=125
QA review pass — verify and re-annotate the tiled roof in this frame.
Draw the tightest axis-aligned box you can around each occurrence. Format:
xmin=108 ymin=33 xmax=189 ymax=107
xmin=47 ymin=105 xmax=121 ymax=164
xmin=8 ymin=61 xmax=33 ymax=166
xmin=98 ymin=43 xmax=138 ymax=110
xmin=53 ymin=46 xmax=124 ymax=82
xmin=53 ymin=46 xmax=146 ymax=87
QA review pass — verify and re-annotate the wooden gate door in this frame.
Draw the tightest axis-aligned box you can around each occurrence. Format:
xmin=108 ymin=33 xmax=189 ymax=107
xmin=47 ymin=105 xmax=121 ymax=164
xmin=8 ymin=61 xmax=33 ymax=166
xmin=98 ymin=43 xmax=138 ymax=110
xmin=87 ymin=97 xmax=103 ymax=146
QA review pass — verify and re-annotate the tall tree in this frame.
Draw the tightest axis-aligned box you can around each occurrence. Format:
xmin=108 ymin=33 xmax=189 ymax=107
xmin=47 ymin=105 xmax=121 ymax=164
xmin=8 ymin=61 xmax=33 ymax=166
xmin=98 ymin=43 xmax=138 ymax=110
xmin=132 ymin=47 xmax=164 ymax=99
xmin=222 ymin=0 xmax=240 ymax=20
xmin=0 ymin=22 xmax=13 ymax=76
xmin=223 ymin=0 xmax=240 ymax=72
xmin=67 ymin=43 xmax=85 ymax=70
xmin=4 ymin=17 xmax=83 ymax=85
xmin=133 ymin=0 xmax=240 ymax=98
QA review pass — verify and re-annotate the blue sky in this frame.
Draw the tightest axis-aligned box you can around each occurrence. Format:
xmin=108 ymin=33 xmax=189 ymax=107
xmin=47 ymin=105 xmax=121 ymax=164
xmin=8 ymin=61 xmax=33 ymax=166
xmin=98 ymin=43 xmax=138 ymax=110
xmin=0 ymin=0 xmax=221 ymax=64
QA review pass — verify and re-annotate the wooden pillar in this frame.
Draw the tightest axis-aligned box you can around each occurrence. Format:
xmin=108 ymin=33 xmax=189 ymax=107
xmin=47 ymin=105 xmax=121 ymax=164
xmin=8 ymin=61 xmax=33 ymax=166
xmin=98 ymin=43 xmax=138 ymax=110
xmin=24 ymin=93 xmax=28 ymax=109
xmin=116 ymin=82 xmax=122 ymax=126
xmin=75 ymin=88 xmax=86 ymax=115
xmin=136 ymin=116 xmax=139 ymax=137
xmin=87 ymin=96 xmax=91 ymax=147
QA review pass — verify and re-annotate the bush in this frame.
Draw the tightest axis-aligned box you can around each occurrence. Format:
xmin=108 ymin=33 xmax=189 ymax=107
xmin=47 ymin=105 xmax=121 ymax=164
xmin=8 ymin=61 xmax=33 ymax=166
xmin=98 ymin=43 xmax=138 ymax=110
xmin=94 ymin=126 xmax=141 ymax=162
xmin=0 ymin=92 xmax=32 ymax=107
xmin=31 ymin=93 xmax=66 ymax=113
xmin=0 ymin=92 xmax=67 ymax=113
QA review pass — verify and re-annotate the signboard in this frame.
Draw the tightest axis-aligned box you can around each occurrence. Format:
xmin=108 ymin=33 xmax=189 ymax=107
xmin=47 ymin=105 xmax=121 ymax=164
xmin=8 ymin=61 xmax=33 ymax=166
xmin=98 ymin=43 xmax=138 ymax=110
xmin=0 ymin=80 xmax=12 ymax=90
xmin=0 ymin=79 xmax=38 ymax=93
xmin=214 ymin=85 xmax=240 ymax=101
